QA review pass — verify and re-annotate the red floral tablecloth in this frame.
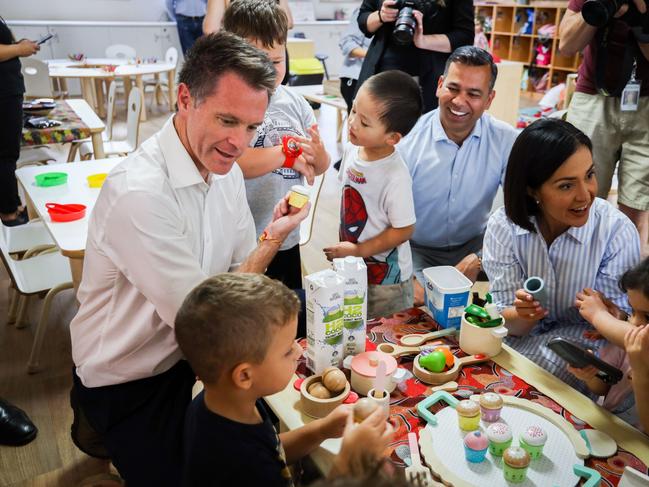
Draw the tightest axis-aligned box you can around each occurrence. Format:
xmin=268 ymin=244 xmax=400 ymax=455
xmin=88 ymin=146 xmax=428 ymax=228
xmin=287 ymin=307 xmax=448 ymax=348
xmin=297 ymin=308 xmax=648 ymax=486
xmin=21 ymin=101 xmax=91 ymax=146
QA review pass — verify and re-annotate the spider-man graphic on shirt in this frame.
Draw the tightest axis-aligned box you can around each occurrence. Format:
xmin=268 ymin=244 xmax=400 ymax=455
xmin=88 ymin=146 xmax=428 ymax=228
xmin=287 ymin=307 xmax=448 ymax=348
xmin=340 ymin=185 xmax=400 ymax=285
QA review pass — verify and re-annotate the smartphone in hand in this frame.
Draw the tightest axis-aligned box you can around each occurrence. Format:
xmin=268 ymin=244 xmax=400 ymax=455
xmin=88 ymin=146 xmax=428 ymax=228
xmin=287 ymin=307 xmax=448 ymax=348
xmin=546 ymin=337 xmax=623 ymax=385
xmin=37 ymin=33 xmax=53 ymax=45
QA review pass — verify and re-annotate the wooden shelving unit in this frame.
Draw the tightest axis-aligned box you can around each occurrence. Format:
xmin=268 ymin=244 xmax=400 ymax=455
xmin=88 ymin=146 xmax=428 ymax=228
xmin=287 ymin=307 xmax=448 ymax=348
xmin=475 ymin=2 xmax=581 ymax=93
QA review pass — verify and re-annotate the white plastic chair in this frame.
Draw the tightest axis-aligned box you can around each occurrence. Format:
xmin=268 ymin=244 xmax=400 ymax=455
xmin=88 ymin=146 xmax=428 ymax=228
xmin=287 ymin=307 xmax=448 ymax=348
xmin=0 ymin=224 xmax=73 ymax=374
xmin=105 ymin=44 xmax=137 ymax=60
xmin=79 ymin=88 xmax=142 ymax=159
xmin=68 ymin=81 xmax=117 ymax=161
xmin=144 ymin=47 xmax=178 ymax=107
xmin=17 ymin=146 xmax=58 ymax=168
xmin=3 ymin=221 xmax=56 ymax=325
xmin=21 ymin=58 xmax=54 ymax=99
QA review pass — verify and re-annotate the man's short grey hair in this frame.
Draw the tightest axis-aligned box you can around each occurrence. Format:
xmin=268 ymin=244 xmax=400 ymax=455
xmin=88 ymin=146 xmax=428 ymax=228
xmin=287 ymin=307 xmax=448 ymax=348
xmin=443 ymin=46 xmax=498 ymax=92
xmin=178 ymin=31 xmax=276 ymax=104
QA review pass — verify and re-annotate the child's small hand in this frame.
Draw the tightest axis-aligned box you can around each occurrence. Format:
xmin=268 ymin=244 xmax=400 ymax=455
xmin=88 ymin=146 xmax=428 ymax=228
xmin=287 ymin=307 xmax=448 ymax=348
xmin=323 ymin=242 xmax=359 ymax=261
xmin=567 ymin=364 xmax=599 ymax=381
xmin=297 ymin=125 xmax=329 ymax=169
xmin=292 ymin=155 xmax=315 ymax=185
xmin=316 ymin=404 xmax=352 ymax=440
xmin=625 ymin=324 xmax=649 ymax=373
xmin=575 ymin=288 xmax=611 ymax=324
xmin=332 ymin=406 xmax=393 ymax=477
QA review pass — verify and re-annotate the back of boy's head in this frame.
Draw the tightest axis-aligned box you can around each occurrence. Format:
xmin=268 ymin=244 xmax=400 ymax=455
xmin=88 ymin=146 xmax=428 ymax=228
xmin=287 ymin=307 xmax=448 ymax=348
xmin=223 ymin=0 xmax=288 ymax=48
xmin=175 ymin=273 xmax=300 ymax=384
xmin=363 ymin=70 xmax=423 ymax=137
xmin=620 ymin=257 xmax=649 ymax=297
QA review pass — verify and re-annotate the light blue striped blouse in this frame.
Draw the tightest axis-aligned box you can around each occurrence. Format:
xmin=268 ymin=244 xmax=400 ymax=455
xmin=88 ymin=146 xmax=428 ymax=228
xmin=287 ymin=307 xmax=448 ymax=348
xmin=483 ymin=197 xmax=641 ymax=325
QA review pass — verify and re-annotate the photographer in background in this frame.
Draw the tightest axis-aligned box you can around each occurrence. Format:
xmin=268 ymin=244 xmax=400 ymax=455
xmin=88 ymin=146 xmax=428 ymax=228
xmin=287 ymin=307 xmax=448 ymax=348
xmin=560 ymin=0 xmax=649 ymax=253
xmin=356 ymin=0 xmax=473 ymax=112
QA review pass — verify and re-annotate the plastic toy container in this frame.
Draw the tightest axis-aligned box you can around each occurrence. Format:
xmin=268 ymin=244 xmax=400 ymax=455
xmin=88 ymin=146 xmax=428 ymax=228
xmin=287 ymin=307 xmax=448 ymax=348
xmin=35 ymin=172 xmax=68 ymax=187
xmin=423 ymin=266 xmax=472 ymax=328
xmin=46 ymin=203 xmax=86 ymax=222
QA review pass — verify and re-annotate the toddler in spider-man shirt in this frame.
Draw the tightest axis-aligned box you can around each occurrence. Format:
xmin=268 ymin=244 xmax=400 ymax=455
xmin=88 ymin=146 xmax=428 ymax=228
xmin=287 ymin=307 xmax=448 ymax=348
xmin=324 ymin=70 xmax=422 ymax=319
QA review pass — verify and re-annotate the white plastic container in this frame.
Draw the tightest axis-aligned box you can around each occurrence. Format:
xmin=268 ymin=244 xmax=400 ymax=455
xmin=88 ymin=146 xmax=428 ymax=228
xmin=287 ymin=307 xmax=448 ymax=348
xmin=333 ymin=256 xmax=368 ymax=358
xmin=305 ymin=269 xmax=345 ymax=374
xmin=423 ymin=266 xmax=472 ymax=328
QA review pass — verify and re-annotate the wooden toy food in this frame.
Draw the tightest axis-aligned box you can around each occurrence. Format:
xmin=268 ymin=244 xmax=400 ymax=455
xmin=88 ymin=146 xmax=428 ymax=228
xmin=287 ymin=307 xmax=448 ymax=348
xmin=502 ymin=446 xmax=531 ymax=483
xmin=419 ymin=351 xmax=446 ymax=373
xmin=486 ymin=422 xmax=512 ymax=456
xmin=353 ymin=397 xmax=379 ymax=422
xmin=435 ymin=347 xmax=454 ymax=368
xmin=479 ymin=392 xmax=503 ymax=422
xmin=463 ymin=431 xmax=489 ymax=463
xmin=299 ymin=374 xmax=351 ymax=419
xmin=456 ymin=399 xmax=480 ymax=431
xmin=322 ymin=367 xmax=347 ymax=394
xmin=413 ymin=353 xmax=488 ymax=385
xmin=519 ymin=425 xmax=547 ymax=459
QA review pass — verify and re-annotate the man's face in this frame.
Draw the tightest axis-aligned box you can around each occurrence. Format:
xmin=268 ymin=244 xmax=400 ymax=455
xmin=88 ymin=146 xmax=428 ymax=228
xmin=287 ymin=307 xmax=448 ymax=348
xmin=177 ymin=72 xmax=269 ymax=176
xmin=436 ymin=62 xmax=495 ymax=139
xmin=251 ymin=39 xmax=286 ymax=89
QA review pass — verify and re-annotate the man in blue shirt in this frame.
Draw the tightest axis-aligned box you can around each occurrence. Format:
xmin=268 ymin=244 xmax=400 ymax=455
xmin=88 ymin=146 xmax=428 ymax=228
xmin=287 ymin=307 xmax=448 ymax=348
xmin=167 ymin=0 xmax=207 ymax=55
xmin=397 ymin=46 xmax=518 ymax=304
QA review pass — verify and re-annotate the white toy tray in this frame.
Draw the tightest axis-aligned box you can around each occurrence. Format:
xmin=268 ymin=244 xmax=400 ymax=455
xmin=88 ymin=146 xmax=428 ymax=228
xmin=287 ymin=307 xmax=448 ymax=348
xmin=419 ymin=396 xmax=586 ymax=487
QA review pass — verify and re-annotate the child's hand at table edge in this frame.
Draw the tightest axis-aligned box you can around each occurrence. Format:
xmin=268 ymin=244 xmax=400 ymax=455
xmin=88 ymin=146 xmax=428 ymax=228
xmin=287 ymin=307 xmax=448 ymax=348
xmin=575 ymin=288 xmax=615 ymax=325
xmin=626 ymin=324 xmax=649 ymax=372
xmin=314 ymin=404 xmax=352 ymax=441
xmin=330 ymin=406 xmax=393 ymax=477
xmin=323 ymin=242 xmax=359 ymax=261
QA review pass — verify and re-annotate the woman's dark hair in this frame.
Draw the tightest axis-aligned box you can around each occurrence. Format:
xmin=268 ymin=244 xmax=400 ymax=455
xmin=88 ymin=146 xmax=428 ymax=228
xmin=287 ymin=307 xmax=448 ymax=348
xmin=503 ymin=118 xmax=593 ymax=232
xmin=620 ymin=257 xmax=649 ymax=298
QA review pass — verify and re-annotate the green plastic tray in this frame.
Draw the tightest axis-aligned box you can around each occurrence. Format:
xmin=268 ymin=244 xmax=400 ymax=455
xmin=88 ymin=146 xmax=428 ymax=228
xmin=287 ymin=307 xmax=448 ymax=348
xmin=35 ymin=172 xmax=68 ymax=187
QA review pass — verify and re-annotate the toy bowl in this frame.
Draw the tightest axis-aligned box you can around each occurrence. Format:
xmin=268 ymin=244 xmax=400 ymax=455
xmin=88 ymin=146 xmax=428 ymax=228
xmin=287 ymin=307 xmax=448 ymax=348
xmin=35 ymin=172 xmax=68 ymax=187
xmin=300 ymin=375 xmax=350 ymax=419
xmin=87 ymin=173 xmax=108 ymax=188
xmin=46 ymin=203 xmax=86 ymax=222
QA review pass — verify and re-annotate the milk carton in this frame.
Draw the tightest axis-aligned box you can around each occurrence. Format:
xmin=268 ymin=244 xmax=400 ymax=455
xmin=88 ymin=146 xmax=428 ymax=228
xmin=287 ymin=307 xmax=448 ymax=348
xmin=305 ymin=269 xmax=345 ymax=374
xmin=333 ymin=256 xmax=368 ymax=357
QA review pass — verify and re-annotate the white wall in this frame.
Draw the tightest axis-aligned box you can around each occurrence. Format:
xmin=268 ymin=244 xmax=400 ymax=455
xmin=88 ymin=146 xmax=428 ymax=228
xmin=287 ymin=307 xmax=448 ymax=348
xmin=3 ymin=0 xmax=169 ymax=22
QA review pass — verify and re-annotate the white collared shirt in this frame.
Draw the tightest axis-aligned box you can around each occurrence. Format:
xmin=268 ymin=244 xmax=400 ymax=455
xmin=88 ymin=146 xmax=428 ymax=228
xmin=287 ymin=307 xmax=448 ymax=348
xmin=483 ymin=198 xmax=641 ymax=325
xmin=70 ymin=116 xmax=256 ymax=388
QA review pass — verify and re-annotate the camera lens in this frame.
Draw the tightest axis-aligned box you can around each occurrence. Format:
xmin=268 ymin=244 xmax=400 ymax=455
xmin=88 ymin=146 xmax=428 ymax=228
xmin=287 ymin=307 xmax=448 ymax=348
xmin=582 ymin=0 xmax=620 ymax=27
xmin=393 ymin=6 xmax=417 ymax=45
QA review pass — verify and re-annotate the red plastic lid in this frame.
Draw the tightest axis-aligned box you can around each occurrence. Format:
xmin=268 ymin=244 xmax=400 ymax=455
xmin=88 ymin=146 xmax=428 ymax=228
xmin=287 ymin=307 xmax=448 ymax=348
xmin=350 ymin=351 xmax=397 ymax=377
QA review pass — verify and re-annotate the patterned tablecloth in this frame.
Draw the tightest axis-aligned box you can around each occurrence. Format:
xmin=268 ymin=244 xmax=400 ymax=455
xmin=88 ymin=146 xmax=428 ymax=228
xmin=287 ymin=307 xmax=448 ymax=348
xmin=297 ymin=308 xmax=647 ymax=486
xmin=21 ymin=101 xmax=91 ymax=146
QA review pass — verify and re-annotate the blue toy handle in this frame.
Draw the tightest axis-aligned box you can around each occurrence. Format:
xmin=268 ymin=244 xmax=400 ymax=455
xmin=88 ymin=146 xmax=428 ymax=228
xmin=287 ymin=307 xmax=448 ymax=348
xmin=416 ymin=391 xmax=459 ymax=426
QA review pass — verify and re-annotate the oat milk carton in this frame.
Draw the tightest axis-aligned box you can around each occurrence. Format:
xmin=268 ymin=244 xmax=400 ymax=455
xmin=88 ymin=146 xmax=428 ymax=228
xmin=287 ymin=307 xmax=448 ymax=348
xmin=333 ymin=256 xmax=368 ymax=357
xmin=305 ymin=269 xmax=345 ymax=374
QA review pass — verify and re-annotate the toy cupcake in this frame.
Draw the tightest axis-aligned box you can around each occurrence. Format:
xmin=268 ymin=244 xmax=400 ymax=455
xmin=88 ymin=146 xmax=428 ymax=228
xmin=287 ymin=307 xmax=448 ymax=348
xmin=464 ymin=431 xmax=489 ymax=463
xmin=520 ymin=425 xmax=547 ymax=459
xmin=486 ymin=422 xmax=512 ymax=456
xmin=503 ymin=446 xmax=531 ymax=483
xmin=456 ymin=399 xmax=481 ymax=431
xmin=479 ymin=392 xmax=504 ymax=422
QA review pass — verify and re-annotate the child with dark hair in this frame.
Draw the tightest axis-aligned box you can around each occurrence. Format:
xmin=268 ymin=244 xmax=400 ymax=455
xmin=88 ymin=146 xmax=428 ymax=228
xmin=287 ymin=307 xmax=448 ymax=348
xmin=324 ymin=70 xmax=422 ymax=318
xmin=571 ymin=257 xmax=649 ymax=431
xmin=176 ymin=273 xmax=393 ymax=486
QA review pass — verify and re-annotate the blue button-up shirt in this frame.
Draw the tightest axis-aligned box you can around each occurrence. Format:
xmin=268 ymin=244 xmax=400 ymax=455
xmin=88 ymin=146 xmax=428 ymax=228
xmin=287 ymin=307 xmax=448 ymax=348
xmin=397 ymin=109 xmax=518 ymax=248
xmin=166 ymin=0 xmax=207 ymax=20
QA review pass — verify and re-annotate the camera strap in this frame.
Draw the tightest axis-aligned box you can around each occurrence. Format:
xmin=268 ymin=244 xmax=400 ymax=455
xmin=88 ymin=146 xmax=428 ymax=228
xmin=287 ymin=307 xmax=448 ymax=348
xmin=595 ymin=25 xmax=641 ymax=97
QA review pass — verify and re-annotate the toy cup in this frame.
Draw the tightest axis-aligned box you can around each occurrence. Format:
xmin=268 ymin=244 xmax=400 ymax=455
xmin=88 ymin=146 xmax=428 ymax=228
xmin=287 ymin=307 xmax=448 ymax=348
xmin=523 ymin=276 xmax=548 ymax=309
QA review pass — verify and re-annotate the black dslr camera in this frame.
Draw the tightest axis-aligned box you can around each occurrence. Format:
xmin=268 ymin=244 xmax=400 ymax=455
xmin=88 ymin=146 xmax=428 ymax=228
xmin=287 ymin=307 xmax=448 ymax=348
xmin=391 ymin=0 xmax=441 ymax=45
xmin=582 ymin=0 xmax=648 ymax=28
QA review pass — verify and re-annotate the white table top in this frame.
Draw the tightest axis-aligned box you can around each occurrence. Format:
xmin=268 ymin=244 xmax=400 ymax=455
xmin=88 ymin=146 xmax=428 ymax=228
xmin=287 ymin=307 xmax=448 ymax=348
xmin=16 ymin=158 xmax=123 ymax=255
xmin=289 ymin=85 xmax=347 ymax=111
xmin=47 ymin=58 xmax=176 ymax=78
xmin=65 ymin=98 xmax=105 ymax=133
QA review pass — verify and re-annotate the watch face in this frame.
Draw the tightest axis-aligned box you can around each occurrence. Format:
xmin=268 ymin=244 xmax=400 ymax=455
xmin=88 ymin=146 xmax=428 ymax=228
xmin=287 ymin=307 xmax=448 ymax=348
xmin=287 ymin=139 xmax=299 ymax=153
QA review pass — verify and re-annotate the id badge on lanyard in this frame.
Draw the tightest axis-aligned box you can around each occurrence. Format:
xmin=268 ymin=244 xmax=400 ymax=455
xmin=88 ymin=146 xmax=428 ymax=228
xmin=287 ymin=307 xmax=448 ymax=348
xmin=621 ymin=61 xmax=641 ymax=112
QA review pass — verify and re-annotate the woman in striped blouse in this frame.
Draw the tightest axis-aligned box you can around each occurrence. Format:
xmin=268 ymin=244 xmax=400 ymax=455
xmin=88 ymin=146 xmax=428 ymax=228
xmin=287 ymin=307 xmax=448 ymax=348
xmin=482 ymin=119 xmax=641 ymax=392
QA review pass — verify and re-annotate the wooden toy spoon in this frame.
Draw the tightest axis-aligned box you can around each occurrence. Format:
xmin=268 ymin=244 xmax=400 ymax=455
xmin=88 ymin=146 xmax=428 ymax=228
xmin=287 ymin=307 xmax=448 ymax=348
xmin=400 ymin=327 xmax=457 ymax=347
xmin=377 ymin=341 xmax=446 ymax=358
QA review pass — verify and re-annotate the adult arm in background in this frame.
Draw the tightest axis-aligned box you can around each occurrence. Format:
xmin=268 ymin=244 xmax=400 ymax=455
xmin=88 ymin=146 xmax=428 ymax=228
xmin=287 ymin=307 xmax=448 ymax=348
xmin=165 ymin=0 xmax=177 ymax=21
xmin=339 ymin=9 xmax=370 ymax=60
xmin=203 ymin=0 xmax=226 ymax=34
xmin=559 ymin=0 xmax=647 ymax=56
xmin=0 ymin=38 xmax=39 ymax=62
xmin=358 ymin=0 xmax=397 ymax=36
xmin=412 ymin=0 xmax=474 ymax=53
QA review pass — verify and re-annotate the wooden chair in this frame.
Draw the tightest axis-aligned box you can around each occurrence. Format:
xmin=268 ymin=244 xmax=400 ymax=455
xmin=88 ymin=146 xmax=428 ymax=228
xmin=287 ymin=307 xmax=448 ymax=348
xmin=21 ymin=58 xmax=64 ymax=99
xmin=144 ymin=47 xmax=178 ymax=108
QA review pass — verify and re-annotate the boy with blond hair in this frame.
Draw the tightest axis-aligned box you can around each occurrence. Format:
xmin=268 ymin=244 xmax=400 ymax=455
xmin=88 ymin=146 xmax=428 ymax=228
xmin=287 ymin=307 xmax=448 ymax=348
xmin=223 ymin=0 xmax=330 ymax=289
xmin=176 ymin=273 xmax=392 ymax=486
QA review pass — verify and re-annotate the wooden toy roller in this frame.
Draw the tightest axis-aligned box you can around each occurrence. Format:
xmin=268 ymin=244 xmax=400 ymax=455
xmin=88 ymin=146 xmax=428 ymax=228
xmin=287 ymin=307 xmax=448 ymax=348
xmin=413 ymin=353 xmax=488 ymax=385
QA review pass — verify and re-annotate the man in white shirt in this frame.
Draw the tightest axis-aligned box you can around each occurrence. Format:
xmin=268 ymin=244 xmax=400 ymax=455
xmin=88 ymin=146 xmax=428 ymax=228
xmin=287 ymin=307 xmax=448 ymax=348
xmin=69 ymin=32 xmax=308 ymax=487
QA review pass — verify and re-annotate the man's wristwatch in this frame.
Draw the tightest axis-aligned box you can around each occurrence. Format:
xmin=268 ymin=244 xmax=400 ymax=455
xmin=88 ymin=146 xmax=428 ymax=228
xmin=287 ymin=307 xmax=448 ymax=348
xmin=281 ymin=135 xmax=303 ymax=168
